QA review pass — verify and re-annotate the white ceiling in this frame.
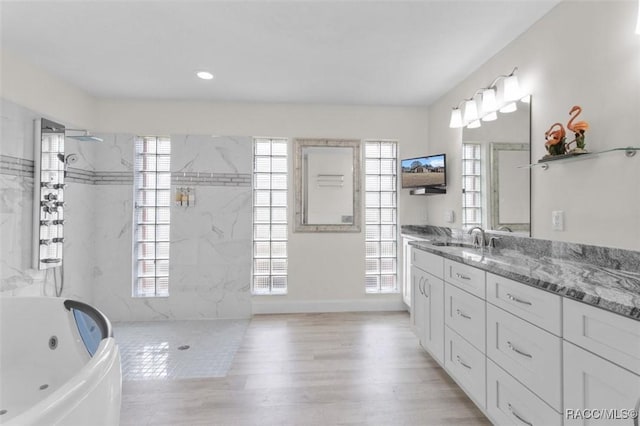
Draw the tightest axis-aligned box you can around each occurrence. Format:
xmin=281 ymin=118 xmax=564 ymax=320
xmin=1 ymin=1 xmax=559 ymax=107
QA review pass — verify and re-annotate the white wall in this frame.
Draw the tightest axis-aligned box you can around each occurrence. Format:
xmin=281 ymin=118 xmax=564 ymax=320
xmin=425 ymin=1 xmax=640 ymax=250
xmin=0 ymin=49 xmax=97 ymax=130
xmin=95 ymin=100 xmax=430 ymax=313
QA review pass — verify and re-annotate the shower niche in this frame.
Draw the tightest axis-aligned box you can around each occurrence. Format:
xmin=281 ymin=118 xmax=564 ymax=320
xmin=33 ymin=118 xmax=66 ymax=269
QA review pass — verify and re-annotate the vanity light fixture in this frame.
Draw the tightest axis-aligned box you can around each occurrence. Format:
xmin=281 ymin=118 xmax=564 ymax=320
xmin=449 ymin=67 xmax=522 ymax=129
xmin=636 ymin=0 xmax=640 ymax=34
xmin=196 ymin=71 xmax=214 ymax=80
xmin=449 ymin=107 xmax=463 ymax=128
xmin=463 ymin=98 xmax=479 ymax=122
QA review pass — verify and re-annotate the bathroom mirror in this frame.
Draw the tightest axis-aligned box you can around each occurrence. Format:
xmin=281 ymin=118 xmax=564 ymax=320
xmin=461 ymin=99 xmax=531 ymax=234
xmin=294 ymin=138 xmax=361 ymax=232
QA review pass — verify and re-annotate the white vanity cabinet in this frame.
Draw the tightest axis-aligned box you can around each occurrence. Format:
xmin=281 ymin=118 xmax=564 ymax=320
xmin=445 ymin=325 xmax=486 ymax=408
xmin=408 ymin=245 xmax=639 ymax=426
xmin=564 ymin=341 xmax=640 ymax=426
xmin=563 ymin=298 xmax=640 ymax=425
xmin=486 ymin=358 xmax=563 ymax=426
xmin=411 ymin=249 xmax=445 ymax=364
xmin=445 ymin=283 xmax=486 ymax=353
xmin=486 ymin=303 xmax=562 ymax=411
xmin=443 ymin=259 xmax=487 ymax=409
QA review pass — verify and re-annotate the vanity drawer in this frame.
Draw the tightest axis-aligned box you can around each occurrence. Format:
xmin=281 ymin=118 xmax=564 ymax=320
xmin=445 ymin=326 xmax=486 ymax=409
xmin=445 ymin=283 xmax=485 ymax=353
xmin=412 ymin=248 xmax=444 ymax=279
xmin=444 ymin=259 xmax=485 ymax=299
xmin=486 ymin=304 xmax=562 ymax=411
xmin=564 ymin=298 xmax=640 ymax=375
xmin=487 ymin=359 xmax=562 ymax=426
xmin=486 ymin=272 xmax=562 ymax=336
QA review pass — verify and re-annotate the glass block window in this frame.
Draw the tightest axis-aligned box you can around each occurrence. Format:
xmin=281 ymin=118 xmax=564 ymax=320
xmin=365 ymin=141 xmax=398 ymax=294
xmin=253 ymin=138 xmax=288 ymax=295
xmin=462 ymin=143 xmax=482 ymax=229
xmin=133 ymin=136 xmax=171 ymax=297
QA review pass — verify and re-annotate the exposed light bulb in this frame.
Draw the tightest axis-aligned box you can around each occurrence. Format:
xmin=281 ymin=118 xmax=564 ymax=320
xmin=449 ymin=108 xmax=463 ymax=128
xmin=463 ymin=99 xmax=478 ymax=122
xmin=502 ymin=75 xmax=521 ymax=102
xmin=467 ymin=120 xmax=482 ymax=129
xmin=499 ymin=102 xmax=518 ymax=113
xmin=196 ymin=71 xmax=214 ymax=80
xmin=482 ymin=112 xmax=498 ymax=122
xmin=481 ymin=89 xmax=497 ymax=114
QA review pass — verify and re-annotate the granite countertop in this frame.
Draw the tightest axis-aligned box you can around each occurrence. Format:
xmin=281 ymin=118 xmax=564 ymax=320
xmin=404 ymin=231 xmax=640 ymax=321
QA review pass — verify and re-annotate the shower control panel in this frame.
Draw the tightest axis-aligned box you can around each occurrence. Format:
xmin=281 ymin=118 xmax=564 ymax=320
xmin=33 ymin=118 xmax=66 ymax=270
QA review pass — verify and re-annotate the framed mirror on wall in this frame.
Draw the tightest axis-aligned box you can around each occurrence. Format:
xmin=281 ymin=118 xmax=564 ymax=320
xmin=461 ymin=98 xmax=531 ymax=234
xmin=294 ymin=138 xmax=361 ymax=232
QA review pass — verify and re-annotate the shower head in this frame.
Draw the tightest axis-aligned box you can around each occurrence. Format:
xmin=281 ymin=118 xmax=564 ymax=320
xmin=65 ymin=129 xmax=103 ymax=143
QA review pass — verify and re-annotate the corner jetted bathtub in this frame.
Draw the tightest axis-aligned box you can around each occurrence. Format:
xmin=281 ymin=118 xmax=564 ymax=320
xmin=0 ymin=297 xmax=121 ymax=425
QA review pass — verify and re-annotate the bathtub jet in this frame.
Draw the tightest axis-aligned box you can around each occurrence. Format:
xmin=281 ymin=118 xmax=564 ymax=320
xmin=0 ymin=297 xmax=121 ymax=425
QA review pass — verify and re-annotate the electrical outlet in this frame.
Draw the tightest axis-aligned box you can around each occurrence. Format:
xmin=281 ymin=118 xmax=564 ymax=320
xmin=552 ymin=210 xmax=564 ymax=231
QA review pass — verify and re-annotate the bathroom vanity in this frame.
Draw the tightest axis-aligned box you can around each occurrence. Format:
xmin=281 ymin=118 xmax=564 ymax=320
xmin=402 ymin=226 xmax=640 ymax=425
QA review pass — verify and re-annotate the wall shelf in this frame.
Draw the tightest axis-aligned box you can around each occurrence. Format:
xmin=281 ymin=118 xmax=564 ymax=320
xmin=520 ymin=146 xmax=639 ymax=170
xmin=409 ymin=186 xmax=447 ymax=195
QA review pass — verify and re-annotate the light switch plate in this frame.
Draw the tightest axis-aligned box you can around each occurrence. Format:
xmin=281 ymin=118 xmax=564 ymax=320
xmin=443 ymin=209 xmax=455 ymax=223
xmin=552 ymin=210 xmax=564 ymax=231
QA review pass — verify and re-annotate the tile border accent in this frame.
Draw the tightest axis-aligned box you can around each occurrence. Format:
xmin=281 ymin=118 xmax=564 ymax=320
xmin=1 ymin=155 xmax=250 ymax=187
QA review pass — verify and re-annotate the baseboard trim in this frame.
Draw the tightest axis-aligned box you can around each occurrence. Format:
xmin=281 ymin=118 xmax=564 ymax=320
xmin=251 ymin=297 xmax=408 ymax=315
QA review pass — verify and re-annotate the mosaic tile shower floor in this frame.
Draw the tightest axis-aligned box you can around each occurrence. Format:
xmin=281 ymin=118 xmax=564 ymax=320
xmin=114 ymin=319 xmax=249 ymax=381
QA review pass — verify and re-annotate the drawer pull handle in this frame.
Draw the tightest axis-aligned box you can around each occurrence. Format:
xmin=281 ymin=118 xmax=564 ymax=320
xmin=456 ymin=272 xmax=471 ymax=280
xmin=507 ymin=341 xmax=533 ymax=359
xmin=508 ymin=403 xmax=533 ymax=426
xmin=507 ymin=293 xmax=532 ymax=306
xmin=456 ymin=309 xmax=471 ymax=320
xmin=456 ymin=355 xmax=472 ymax=369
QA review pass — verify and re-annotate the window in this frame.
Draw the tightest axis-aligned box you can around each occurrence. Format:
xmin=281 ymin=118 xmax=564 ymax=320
xmin=133 ymin=136 xmax=171 ymax=297
xmin=365 ymin=141 xmax=398 ymax=294
xmin=462 ymin=143 xmax=482 ymax=229
xmin=252 ymin=138 xmax=288 ymax=295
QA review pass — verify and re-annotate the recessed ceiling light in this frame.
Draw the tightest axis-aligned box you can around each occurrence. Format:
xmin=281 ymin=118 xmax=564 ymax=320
xmin=196 ymin=71 xmax=214 ymax=80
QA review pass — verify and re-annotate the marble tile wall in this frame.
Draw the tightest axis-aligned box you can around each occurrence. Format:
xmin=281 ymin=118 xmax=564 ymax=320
xmin=2 ymin=99 xmax=253 ymax=321
xmin=91 ymin=134 xmax=253 ymax=321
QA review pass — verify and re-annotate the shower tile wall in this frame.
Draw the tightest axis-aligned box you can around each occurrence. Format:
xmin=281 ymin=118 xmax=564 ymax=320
xmin=1 ymin=99 xmax=253 ymax=321
xmin=0 ymin=99 xmax=95 ymax=301
xmin=91 ymin=134 xmax=253 ymax=321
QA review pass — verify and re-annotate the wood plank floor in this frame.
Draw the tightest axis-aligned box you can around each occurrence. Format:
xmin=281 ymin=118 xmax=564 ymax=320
xmin=120 ymin=312 xmax=490 ymax=425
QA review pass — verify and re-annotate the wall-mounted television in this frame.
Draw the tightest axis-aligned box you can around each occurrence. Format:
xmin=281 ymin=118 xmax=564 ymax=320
xmin=401 ymin=154 xmax=446 ymax=188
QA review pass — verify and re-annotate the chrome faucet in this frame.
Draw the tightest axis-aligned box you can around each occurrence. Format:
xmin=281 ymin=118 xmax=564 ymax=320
xmin=497 ymin=225 xmax=513 ymax=232
xmin=468 ymin=226 xmax=485 ymax=249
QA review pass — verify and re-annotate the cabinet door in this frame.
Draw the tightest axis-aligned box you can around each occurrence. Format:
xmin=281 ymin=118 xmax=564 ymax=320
xmin=564 ymin=341 xmax=640 ymax=426
xmin=444 ymin=259 xmax=486 ymax=299
xmin=486 ymin=272 xmax=562 ymax=336
xmin=487 ymin=359 xmax=562 ymax=426
xmin=564 ymin=298 xmax=640 ymax=376
xmin=445 ymin=283 xmax=486 ymax=353
xmin=445 ymin=326 xmax=486 ymax=409
xmin=486 ymin=304 xmax=562 ymax=411
xmin=423 ymin=273 xmax=444 ymax=363
xmin=413 ymin=248 xmax=444 ymax=279
xmin=412 ymin=266 xmax=426 ymax=345
xmin=402 ymin=237 xmax=416 ymax=309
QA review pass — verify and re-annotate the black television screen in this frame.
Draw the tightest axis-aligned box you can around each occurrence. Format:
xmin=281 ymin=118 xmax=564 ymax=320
xmin=401 ymin=154 xmax=446 ymax=188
